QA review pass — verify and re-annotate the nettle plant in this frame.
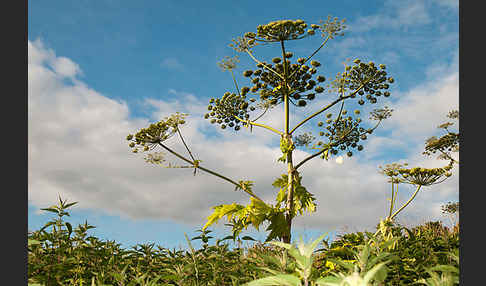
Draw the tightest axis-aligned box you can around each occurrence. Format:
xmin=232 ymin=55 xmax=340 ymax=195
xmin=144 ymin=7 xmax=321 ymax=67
xmin=127 ymin=18 xmax=396 ymax=243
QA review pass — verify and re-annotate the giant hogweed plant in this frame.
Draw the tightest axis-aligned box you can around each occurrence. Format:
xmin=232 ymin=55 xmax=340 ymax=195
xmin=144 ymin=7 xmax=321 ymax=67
xmin=372 ymin=109 xmax=458 ymax=250
xmin=127 ymin=17 xmax=396 ymax=243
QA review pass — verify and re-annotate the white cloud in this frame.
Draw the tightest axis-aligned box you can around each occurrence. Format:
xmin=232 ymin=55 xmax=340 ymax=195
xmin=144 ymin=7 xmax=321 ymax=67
xmin=349 ymin=0 xmax=432 ymax=33
xmin=385 ymin=50 xmax=458 ymax=142
xmin=28 ymin=38 xmax=458 ymax=237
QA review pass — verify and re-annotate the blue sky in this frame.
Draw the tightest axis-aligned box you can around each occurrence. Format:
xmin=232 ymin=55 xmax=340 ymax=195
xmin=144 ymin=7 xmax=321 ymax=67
xmin=28 ymin=0 xmax=459 ymax=250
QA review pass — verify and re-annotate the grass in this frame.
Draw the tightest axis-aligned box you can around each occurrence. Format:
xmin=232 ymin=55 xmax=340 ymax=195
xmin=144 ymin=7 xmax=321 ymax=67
xmin=28 ymin=197 xmax=459 ymax=285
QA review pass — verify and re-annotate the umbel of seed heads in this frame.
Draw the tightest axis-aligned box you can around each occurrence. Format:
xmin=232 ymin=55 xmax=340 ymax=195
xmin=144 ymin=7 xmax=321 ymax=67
xmin=380 ymin=163 xmax=453 ymax=186
xmin=126 ymin=113 xmax=188 ymax=153
xmin=204 ymin=92 xmax=249 ymax=131
xmin=314 ymin=106 xmax=393 ymax=158
xmin=205 ymin=54 xmax=328 ymax=130
xmin=341 ymin=59 xmax=393 ymax=105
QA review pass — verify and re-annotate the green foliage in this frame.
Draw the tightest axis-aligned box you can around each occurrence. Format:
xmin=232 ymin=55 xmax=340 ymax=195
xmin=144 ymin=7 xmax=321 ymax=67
xmin=28 ymin=197 xmax=459 ymax=285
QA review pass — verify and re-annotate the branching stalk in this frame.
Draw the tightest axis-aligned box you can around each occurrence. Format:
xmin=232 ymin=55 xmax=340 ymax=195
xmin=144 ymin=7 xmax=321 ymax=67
xmin=390 ymin=185 xmax=422 ymax=220
xmin=294 ymin=119 xmax=382 ymax=170
xmin=290 ymin=78 xmax=374 ymax=135
xmin=232 ymin=114 xmax=283 ymax=136
xmin=157 ymin=142 xmax=264 ymax=202
xmin=388 ymin=182 xmax=395 ymax=219
xmin=288 ymin=35 xmax=331 ymax=80
xmin=246 ymin=50 xmax=284 ymax=80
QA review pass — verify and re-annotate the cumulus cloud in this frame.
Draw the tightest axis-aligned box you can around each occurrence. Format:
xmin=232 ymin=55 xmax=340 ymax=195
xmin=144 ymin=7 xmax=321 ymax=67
xmin=28 ymin=37 xmax=458 ymax=237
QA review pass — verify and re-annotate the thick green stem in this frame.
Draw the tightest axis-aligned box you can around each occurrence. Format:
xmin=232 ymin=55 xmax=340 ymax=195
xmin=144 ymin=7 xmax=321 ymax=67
xmin=390 ymin=185 xmax=422 ymax=220
xmin=280 ymin=40 xmax=295 ymax=244
xmin=388 ymin=182 xmax=395 ymax=219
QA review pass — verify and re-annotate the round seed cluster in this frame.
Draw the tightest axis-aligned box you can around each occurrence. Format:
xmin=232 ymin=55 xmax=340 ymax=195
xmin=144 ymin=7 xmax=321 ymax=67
xmin=239 ymin=57 xmax=326 ymax=108
xmin=204 ymin=92 xmax=250 ymax=131
xmin=346 ymin=59 xmax=394 ymax=105
xmin=315 ymin=110 xmax=370 ymax=157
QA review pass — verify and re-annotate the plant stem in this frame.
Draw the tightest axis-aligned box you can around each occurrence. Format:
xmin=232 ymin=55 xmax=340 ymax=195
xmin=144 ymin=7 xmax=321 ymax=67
xmin=287 ymin=35 xmax=331 ymax=81
xmin=290 ymin=80 xmax=372 ymax=135
xmin=281 ymin=39 xmax=294 ymax=244
xmin=388 ymin=182 xmax=395 ymax=219
xmin=390 ymin=185 xmax=422 ymax=220
xmin=246 ymin=49 xmax=284 ymax=80
xmin=157 ymin=142 xmax=265 ymax=202
xmin=232 ymin=114 xmax=283 ymax=136
xmin=176 ymin=127 xmax=196 ymax=162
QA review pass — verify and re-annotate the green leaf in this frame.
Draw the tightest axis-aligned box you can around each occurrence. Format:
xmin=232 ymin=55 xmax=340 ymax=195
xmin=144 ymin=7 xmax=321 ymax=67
xmin=357 ymin=243 xmax=370 ymax=269
xmin=363 ymin=262 xmax=388 ymax=284
xmin=300 ymin=233 xmax=328 ymax=258
xmin=39 ymin=221 xmax=56 ymax=232
xmin=427 ymin=264 xmax=459 ymax=274
xmin=203 ymin=203 xmax=245 ymax=230
xmin=325 ymin=258 xmax=355 ymax=272
xmin=65 ymin=222 xmax=73 ymax=236
xmin=244 ymin=274 xmax=302 ymax=286
xmin=64 ymin=201 xmax=78 ymax=209
xmin=28 ymin=239 xmax=41 ymax=246
xmin=242 ymin=236 xmax=256 ymax=241
xmin=315 ymin=275 xmax=341 ymax=285
xmin=40 ymin=207 xmax=59 ymax=214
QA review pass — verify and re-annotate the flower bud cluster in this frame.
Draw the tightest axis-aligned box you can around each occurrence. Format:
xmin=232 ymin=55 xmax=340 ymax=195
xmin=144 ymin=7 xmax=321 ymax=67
xmin=253 ymin=19 xmax=317 ymax=42
xmin=380 ymin=163 xmax=453 ymax=186
xmin=126 ymin=113 xmax=188 ymax=153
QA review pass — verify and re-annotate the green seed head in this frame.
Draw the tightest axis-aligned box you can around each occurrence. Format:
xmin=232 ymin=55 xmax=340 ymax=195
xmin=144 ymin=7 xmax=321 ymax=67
xmin=298 ymin=100 xmax=307 ymax=107
xmin=243 ymin=70 xmax=253 ymax=77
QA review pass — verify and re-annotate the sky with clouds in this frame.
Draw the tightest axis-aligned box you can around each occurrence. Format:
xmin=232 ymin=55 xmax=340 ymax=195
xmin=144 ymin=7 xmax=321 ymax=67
xmin=28 ymin=0 xmax=459 ymax=250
